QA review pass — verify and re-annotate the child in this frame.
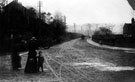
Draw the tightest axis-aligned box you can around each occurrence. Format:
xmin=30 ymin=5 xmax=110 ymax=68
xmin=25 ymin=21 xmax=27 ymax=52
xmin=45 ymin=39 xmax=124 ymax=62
xmin=37 ymin=51 xmax=44 ymax=72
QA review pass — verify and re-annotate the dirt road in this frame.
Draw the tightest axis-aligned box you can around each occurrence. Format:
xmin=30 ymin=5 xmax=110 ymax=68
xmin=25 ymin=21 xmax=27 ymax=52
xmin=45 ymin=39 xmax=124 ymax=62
xmin=0 ymin=38 xmax=135 ymax=82
xmin=45 ymin=39 xmax=135 ymax=82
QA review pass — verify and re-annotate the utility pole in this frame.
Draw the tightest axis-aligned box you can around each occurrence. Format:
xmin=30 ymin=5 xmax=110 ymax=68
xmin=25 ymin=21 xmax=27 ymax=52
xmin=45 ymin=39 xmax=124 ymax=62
xmin=38 ymin=0 xmax=42 ymax=36
xmin=38 ymin=0 xmax=41 ymax=19
xmin=81 ymin=26 xmax=83 ymax=34
xmin=74 ymin=23 xmax=76 ymax=33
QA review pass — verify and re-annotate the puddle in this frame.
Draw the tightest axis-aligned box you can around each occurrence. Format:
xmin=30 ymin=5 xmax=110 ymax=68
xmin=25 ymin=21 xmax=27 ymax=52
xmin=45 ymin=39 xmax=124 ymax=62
xmin=72 ymin=62 xmax=134 ymax=71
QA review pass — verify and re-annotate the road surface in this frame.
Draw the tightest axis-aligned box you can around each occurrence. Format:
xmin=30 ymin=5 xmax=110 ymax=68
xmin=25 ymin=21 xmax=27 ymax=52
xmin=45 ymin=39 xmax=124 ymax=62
xmin=0 ymin=38 xmax=135 ymax=82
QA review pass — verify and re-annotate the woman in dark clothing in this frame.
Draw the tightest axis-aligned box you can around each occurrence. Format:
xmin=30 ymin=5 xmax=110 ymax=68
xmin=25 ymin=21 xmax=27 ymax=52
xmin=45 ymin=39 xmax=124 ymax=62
xmin=11 ymin=48 xmax=21 ymax=70
xmin=24 ymin=37 xmax=39 ymax=73
xmin=24 ymin=50 xmax=38 ymax=73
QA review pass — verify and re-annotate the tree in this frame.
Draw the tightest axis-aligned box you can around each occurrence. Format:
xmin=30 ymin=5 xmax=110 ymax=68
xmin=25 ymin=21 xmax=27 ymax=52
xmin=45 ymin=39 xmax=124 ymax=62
xmin=94 ymin=27 xmax=112 ymax=35
xmin=50 ymin=11 xmax=67 ymax=43
xmin=45 ymin=12 xmax=53 ymax=24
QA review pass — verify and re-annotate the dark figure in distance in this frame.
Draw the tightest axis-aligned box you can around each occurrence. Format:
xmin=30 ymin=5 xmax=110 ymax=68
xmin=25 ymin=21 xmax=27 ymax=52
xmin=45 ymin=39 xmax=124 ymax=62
xmin=81 ymin=34 xmax=85 ymax=40
xmin=11 ymin=48 xmax=21 ymax=70
xmin=37 ymin=51 xmax=44 ymax=72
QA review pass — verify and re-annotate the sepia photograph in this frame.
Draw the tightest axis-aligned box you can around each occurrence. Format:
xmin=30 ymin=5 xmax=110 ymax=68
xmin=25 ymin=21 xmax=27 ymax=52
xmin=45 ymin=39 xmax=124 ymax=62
xmin=0 ymin=0 xmax=135 ymax=82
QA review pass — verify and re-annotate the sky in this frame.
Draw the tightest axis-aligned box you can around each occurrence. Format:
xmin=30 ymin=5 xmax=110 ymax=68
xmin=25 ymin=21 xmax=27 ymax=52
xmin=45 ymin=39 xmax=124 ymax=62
xmin=7 ymin=0 xmax=133 ymax=25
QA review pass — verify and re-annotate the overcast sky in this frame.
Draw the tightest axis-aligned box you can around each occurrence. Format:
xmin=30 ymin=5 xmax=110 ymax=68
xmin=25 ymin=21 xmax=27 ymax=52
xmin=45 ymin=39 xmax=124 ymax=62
xmin=8 ymin=0 xmax=133 ymax=25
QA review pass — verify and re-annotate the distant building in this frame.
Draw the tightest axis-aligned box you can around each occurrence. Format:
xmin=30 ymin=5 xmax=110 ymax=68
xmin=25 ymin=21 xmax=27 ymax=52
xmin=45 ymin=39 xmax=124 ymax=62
xmin=2 ymin=0 xmax=29 ymax=36
xmin=123 ymin=18 xmax=135 ymax=36
xmin=3 ymin=0 xmax=26 ymax=14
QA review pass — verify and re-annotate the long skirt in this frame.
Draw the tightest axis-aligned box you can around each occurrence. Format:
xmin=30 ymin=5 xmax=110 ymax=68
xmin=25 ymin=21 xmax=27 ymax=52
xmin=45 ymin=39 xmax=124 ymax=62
xmin=24 ymin=57 xmax=38 ymax=73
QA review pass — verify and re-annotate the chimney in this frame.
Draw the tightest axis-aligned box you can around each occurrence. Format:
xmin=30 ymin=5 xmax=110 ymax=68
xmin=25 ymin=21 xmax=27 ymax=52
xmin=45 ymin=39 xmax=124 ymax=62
xmin=132 ymin=18 xmax=134 ymax=24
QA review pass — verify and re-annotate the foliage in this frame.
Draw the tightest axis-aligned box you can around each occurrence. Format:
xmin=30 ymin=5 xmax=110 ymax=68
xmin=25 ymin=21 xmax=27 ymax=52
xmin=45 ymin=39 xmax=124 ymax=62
xmin=50 ymin=11 xmax=67 ymax=43
xmin=0 ymin=2 xmax=67 ymax=51
xmin=94 ymin=27 xmax=112 ymax=36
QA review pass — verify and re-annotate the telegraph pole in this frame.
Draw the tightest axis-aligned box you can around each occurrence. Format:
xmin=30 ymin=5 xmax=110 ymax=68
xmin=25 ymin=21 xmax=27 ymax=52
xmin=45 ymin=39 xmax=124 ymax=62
xmin=38 ymin=0 xmax=42 ymax=36
xmin=74 ymin=23 xmax=76 ymax=33
xmin=38 ymin=0 xmax=41 ymax=19
xmin=81 ymin=26 xmax=83 ymax=34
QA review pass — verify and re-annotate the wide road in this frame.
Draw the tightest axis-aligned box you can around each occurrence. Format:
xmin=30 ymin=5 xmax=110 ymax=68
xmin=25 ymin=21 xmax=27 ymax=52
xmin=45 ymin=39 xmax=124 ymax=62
xmin=45 ymin=38 xmax=135 ymax=82
xmin=0 ymin=38 xmax=135 ymax=82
